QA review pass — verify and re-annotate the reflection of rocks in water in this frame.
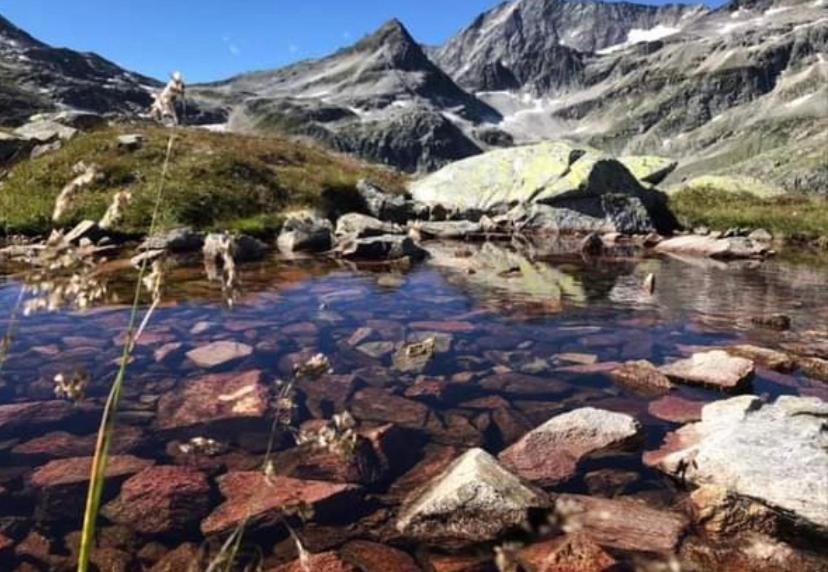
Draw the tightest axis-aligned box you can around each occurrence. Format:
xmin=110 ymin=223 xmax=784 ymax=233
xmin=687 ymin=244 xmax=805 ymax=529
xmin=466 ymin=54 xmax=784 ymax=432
xmin=427 ymin=241 xmax=586 ymax=314
xmin=652 ymin=256 xmax=828 ymax=334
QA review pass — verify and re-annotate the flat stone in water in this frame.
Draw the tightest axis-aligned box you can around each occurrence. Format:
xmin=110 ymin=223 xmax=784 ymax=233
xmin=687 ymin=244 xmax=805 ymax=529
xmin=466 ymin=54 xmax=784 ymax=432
xmin=272 ymin=551 xmax=356 ymax=572
xmin=517 ymin=532 xmax=618 ymax=572
xmin=31 ymin=455 xmax=154 ymax=489
xmin=356 ymin=341 xmax=395 ymax=359
xmin=724 ymin=345 xmax=794 ymax=372
xmin=660 ymin=350 xmax=754 ymax=391
xmin=499 ymin=407 xmax=643 ymax=486
xmin=201 ymin=473 xmax=360 ymax=535
xmin=610 ymin=360 xmax=673 ymax=397
xmin=340 ymin=541 xmax=420 ymax=572
xmin=644 ymin=395 xmax=828 ymax=531
xmin=102 ymin=465 xmax=211 ymax=534
xmin=155 ymin=370 xmax=267 ymax=430
xmin=186 ymin=340 xmax=253 ymax=368
xmin=555 ymin=352 xmax=599 ymax=365
xmin=647 ymin=394 xmax=706 ymax=424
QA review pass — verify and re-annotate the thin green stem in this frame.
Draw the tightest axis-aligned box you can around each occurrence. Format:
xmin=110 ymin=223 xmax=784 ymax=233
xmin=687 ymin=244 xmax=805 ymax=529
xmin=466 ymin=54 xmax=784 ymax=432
xmin=77 ymin=130 xmax=177 ymax=571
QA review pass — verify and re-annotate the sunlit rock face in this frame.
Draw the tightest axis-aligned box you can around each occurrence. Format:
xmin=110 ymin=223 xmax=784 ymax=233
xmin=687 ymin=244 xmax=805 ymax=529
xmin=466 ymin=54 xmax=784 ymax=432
xmin=645 ymin=395 xmax=828 ymax=532
xmin=433 ymin=0 xmax=706 ymax=93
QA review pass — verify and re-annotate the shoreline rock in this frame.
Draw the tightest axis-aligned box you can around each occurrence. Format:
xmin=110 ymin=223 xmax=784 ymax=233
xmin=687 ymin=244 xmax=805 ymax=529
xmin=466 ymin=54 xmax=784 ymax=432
xmin=644 ymin=395 xmax=828 ymax=532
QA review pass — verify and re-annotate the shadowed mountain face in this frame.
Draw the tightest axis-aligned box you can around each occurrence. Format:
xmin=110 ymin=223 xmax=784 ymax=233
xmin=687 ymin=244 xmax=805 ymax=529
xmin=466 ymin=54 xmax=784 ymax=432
xmin=0 ymin=15 xmax=156 ymax=126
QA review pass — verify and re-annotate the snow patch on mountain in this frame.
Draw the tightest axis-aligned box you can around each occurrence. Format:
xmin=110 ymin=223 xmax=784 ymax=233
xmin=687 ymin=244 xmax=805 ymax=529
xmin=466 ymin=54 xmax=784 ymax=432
xmin=597 ymin=24 xmax=680 ymax=54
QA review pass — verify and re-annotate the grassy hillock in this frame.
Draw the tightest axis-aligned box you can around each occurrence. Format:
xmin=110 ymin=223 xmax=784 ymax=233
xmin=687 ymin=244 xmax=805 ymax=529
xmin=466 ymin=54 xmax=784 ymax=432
xmin=0 ymin=125 xmax=405 ymax=236
xmin=669 ymin=186 xmax=828 ymax=243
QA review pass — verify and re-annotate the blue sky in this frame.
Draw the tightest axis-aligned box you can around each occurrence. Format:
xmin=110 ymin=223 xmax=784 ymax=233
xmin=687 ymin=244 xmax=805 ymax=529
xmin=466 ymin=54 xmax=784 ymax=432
xmin=2 ymin=0 xmax=721 ymax=83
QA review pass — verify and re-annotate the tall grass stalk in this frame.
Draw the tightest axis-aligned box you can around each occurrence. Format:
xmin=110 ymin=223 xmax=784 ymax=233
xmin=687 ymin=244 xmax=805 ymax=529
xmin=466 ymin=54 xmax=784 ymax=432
xmin=77 ymin=131 xmax=177 ymax=572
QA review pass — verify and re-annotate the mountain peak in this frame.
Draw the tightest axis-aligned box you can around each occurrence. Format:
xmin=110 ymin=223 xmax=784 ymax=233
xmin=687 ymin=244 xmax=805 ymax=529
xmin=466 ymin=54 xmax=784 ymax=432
xmin=349 ymin=18 xmax=433 ymax=72
xmin=0 ymin=14 xmax=41 ymax=48
xmin=353 ymin=18 xmax=418 ymax=53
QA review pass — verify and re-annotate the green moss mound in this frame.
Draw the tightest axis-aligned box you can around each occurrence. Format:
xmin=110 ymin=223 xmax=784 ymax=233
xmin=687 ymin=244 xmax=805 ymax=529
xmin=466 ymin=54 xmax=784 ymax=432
xmin=0 ymin=125 xmax=404 ymax=236
xmin=669 ymin=186 xmax=828 ymax=240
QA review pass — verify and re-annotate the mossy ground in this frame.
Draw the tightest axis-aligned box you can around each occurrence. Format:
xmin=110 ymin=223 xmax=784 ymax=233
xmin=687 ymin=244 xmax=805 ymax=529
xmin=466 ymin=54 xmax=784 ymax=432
xmin=669 ymin=186 xmax=828 ymax=241
xmin=0 ymin=124 xmax=405 ymax=237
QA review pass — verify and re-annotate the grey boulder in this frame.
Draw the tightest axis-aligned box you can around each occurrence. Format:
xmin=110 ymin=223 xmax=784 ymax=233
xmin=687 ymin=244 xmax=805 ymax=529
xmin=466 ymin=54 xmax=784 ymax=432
xmin=645 ymin=395 xmax=828 ymax=533
xmin=277 ymin=214 xmax=334 ymax=254
xmin=396 ymin=448 xmax=549 ymax=544
xmin=335 ymin=213 xmax=403 ymax=239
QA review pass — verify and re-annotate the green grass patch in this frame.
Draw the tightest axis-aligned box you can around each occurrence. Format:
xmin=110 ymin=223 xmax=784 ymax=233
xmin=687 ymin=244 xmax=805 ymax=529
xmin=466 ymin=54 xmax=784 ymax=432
xmin=669 ymin=186 xmax=828 ymax=240
xmin=1 ymin=124 xmax=405 ymax=236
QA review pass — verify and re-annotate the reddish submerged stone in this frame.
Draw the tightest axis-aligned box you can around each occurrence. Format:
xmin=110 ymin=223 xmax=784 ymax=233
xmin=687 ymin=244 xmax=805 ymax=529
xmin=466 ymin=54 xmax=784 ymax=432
xmin=517 ymin=533 xmax=618 ymax=572
xmin=499 ymin=407 xmax=642 ymax=486
xmin=156 ymin=370 xmax=268 ymax=430
xmin=201 ymin=472 xmax=361 ymax=536
xmin=102 ymin=465 xmax=211 ymax=534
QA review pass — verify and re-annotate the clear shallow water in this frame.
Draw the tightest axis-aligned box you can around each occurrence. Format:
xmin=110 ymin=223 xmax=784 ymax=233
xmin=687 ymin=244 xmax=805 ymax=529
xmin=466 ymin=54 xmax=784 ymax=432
xmin=0 ymin=241 xmax=827 ymax=568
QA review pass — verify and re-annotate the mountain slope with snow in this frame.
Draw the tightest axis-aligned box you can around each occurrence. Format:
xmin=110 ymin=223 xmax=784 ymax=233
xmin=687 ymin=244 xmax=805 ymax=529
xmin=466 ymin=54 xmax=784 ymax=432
xmin=433 ymin=0 xmax=707 ymax=93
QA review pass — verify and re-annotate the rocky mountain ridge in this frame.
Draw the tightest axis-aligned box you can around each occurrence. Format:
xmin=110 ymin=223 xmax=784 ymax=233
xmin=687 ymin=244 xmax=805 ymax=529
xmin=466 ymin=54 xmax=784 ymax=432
xmin=433 ymin=0 xmax=708 ymax=93
xmin=0 ymin=14 xmax=156 ymax=126
xmin=1 ymin=0 xmax=826 ymax=192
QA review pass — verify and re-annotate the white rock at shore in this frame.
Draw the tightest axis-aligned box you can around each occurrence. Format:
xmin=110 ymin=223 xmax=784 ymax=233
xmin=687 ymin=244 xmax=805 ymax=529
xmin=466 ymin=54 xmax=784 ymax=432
xmin=645 ymin=395 xmax=828 ymax=532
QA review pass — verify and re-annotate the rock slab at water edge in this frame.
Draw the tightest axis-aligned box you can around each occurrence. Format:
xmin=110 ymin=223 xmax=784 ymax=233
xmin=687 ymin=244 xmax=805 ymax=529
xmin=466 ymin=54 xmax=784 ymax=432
xmin=644 ymin=395 xmax=828 ymax=532
xmin=499 ymin=407 xmax=643 ymax=486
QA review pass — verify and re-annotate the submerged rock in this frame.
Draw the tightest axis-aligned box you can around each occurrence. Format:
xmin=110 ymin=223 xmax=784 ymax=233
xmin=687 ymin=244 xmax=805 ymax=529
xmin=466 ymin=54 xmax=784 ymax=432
xmin=499 ymin=407 xmax=643 ymax=486
xmin=610 ymin=360 xmax=673 ymax=397
xmin=751 ymin=314 xmax=792 ymax=331
xmin=186 ymin=340 xmax=253 ymax=368
xmin=516 ymin=532 xmax=618 ymax=572
xmin=724 ymin=345 xmax=794 ymax=372
xmin=340 ymin=541 xmax=420 ymax=572
xmin=156 ymin=370 xmax=268 ymax=431
xmin=660 ymin=350 xmax=754 ymax=391
xmin=644 ymin=395 xmax=828 ymax=532
xmin=647 ymin=394 xmax=705 ymax=424
xmin=351 ymin=388 xmax=430 ymax=429
xmin=798 ymin=356 xmax=828 ymax=383
xmin=396 ymin=448 xmax=549 ymax=544
xmin=0 ymin=401 xmax=83 ymax=437
xmin=31 ymin=455 xmax=154 ymax=522
xmin=102 ymin=466 xmax=211 ymax=534
xmin=12 ymin=427 xmax=144 ymax=460
xmin=201 ymin=473 xmax=360 ymax=535
xmin=271 ymin=551 xmax=357 ymax=572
